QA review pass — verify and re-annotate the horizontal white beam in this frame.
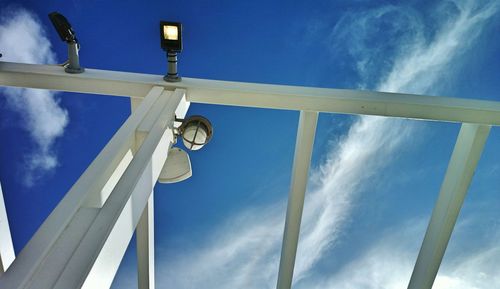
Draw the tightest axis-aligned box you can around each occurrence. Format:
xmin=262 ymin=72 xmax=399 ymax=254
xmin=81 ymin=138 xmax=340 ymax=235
xmin=1 ymin=62 xmax=499 ymax=125
xmin=277 ymin=111 xmax=318 ymax=289
xmin=407 ymin=123 xmax=491 ymax=289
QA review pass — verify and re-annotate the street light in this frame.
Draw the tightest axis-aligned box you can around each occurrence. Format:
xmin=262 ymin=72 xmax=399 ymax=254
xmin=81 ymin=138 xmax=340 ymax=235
xmin=160 ymin=21 xmax=182 ymax=82
xmin=48 ymin=12 xmax=84 ymax=74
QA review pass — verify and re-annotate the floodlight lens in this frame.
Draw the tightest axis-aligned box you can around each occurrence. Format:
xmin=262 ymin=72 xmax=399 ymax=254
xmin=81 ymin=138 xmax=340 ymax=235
xmin=163 ymin=25 xmax=179 ymax=40
xmin=160 ymin=21 xmax=182 ymax=52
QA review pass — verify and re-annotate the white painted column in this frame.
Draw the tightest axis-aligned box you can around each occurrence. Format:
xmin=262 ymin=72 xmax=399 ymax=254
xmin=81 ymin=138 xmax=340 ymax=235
xmin=407 ymin=123 xmax=491 ymax=289
xmin=0 ymin=87 xmax=187 ymax=289
xmin=75 ymin=89 xmax=187 ymax=289
xmin=132 ymin=88 xmax=189 ymax=289
xmin=0 ymin=182 xmax=15 ymax=276
xmin=137 ymin=194 xmax=155 ymax=289
xmin=276 ymin=111 xmax=318 ymax=289
xmin=132 ymin=94 xmax=157 ymax=289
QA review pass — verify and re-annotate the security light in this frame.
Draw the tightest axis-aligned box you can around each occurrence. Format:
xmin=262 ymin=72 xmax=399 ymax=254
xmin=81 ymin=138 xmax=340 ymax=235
xmin=49 ymin=12 xmax=76 ymax=43
xmin=160 ymin=21 xmax=182 ymax=51
xmin=177 ymin=115 xmax=213 ymax=151
xmin=160 ymin=21 xmax=182 ymax=82
xmin=48 ymin=12 xmax=84 ymax=74
xmin=158 ymin=147 xmax=192 ymax=184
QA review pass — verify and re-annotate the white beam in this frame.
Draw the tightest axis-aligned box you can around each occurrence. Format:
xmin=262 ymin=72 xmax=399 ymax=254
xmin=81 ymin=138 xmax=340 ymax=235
xmin=131 ymin=95 xmax=166 ymax=289
xmin=136 ymin=194 xmax=155 ymax=289
xmin=1 ymin=62 xmax=499 ymax=125
xmin=0 ymin=182 xmax=15 ymax=276
xmin=132 ymin=87 xmax=190 ymax=289
xmin=58 ymin=89 xmax=186 ymax=289
xmin=131 ymin=95 xmax=156 ymax=289
xmin=407 ymin=123 xmax=491 ymax=289
xmin=276 ymin=111 xmax=318 ymax=289
xmin=0 ymin=86 xmax=165 ymax=289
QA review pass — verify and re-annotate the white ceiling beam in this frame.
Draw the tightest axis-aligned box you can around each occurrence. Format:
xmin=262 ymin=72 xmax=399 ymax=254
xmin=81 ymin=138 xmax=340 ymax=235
xmin=407 ymin=123 xmax=491 ymax=289
xmin=0 ymin=182 xmax=15 ymax=276
xmin=276 ymin=111 xmax=318 ymax=289
xmin=0 ymin=86 xmax=165 ymax=289
xmin=1 ymin=61 xmax=499 ymax=125
xmin=59 ymin=89 xmax=186 ymax=289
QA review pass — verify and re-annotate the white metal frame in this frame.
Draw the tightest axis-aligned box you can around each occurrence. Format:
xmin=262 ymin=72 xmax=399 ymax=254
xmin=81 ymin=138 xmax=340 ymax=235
xmin=0 ymin=61 xmax=498 ymax=289
xmin=0 ymin=181 xmax=15 ymax=276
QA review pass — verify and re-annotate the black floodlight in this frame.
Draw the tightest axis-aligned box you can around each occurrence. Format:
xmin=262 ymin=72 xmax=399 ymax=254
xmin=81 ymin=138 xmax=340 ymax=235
xmin=48 ymin=11 xmax=84 ymax=74
xmin=49 ymin=12 xmax=77 ymax=43
xmin=160 ymin=21 xmax=182 ymax=82
xmin=160 ymin=21 xmax=182 ymax=52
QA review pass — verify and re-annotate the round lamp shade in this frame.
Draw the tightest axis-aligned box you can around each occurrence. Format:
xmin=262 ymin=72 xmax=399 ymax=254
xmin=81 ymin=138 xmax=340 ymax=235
xmin=180 ymin=116 xmax=213 ymax=151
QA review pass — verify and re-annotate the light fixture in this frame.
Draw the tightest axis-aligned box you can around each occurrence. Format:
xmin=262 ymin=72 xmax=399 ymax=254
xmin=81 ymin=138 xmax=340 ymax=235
xmin=48 ymin=12 xmax=84 ymax=74
xmin=177 ymin=115 xmax=213 ymax=151
xmin=160 ymin=21 xmax=182 ymax=82
xmin=158 ymin=147 xmax=192 ymax=184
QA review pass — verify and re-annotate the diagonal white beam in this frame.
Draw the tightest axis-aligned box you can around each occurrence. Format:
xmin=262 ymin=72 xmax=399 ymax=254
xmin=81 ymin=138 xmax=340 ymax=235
xmin=407 ymin=123 xmax=491 ymax=289
xmin=78 ymin=91 xmax=176 ymax=289
xmin=0 ymin=86 xmax=165 ymax=289
xmin=1 ymin=62 xmax=499 ymax=125
xmin=55 ymin=89 xmax=186 ymax=289
xmin=0 ymin=182 xmax=15 ymax=276
xmin=131 ymin=95 xmax=166 ymax=289
xmin=277 ymin=111 xmax=318 ymax=289
xmin=131 ymin=96 xmax=156 ymax=289
xmin=132 ymin=89 xmax=190 ymax=289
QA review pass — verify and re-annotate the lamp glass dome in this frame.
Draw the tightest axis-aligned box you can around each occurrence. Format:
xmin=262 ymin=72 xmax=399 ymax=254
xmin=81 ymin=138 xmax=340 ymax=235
xmin=182 ymin=124 xmax=208 ymax=151
xmin=179 ymin=116 xmax=213 ymax=151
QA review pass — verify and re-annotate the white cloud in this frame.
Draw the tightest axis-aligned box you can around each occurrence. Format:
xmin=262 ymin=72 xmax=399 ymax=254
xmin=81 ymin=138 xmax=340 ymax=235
xmin=0 ymin=8 xmax=69 ymax=186
xmin=156 ymin=1 xmax=498 ymax=288
xmin=310 ymin=219 xmax=500 ymax=289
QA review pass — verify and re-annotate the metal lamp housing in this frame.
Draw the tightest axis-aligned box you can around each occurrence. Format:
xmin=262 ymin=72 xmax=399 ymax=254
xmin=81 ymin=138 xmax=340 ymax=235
xmin=48 ymin=11 xmax=84 ymax=74
xmin=158 ymin=147 xmax=192 ymax=184
xmin=179 ymin=116 xmax=213 ymax=151
xmin=160 ymin=21 xmax=182 ymax=52
xmin=49 ymin=12 xmax=77 ymax=43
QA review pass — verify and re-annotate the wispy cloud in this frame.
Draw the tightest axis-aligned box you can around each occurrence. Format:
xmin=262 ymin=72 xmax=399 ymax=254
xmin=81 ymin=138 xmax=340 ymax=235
xmin=308 ymin=219 xmax=500 ymax=289
xmin=157 ymin=1 xmax=498 ymax=288
xmin=0 ymin=8 xmax=69 ymax=186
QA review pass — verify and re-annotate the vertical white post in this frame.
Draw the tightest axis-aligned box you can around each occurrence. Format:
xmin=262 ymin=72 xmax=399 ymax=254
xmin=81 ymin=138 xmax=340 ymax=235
xmin=407 ymin=123 xmax=490 ymax=289
xmin=276 ymin=111 xmax=318 ymax=289
xmin=132 ymin=90 xmax=189 ymax=289
xmin=137 ymin=195 xmax=155 ymax=289
xmin=132 ymin=96 xmax=155 ymax=289
xmin=0 ymin=182 xmax=15 ymax=276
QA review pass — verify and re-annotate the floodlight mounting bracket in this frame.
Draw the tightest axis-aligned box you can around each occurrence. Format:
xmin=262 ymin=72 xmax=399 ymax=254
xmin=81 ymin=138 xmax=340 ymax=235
xmin=163 ymin=51 xmax=181 ymax=82
xmin=64 ymin=42 xmax=84 ymax=74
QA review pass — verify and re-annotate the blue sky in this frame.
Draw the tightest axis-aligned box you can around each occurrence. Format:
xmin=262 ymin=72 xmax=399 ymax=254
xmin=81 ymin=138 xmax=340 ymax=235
xmin=0 ymin=0 xmax=499 ymax=288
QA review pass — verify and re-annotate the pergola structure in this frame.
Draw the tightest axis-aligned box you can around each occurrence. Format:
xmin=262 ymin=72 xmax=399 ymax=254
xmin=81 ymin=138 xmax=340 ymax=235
xmin=0 ymin=61 xmax=498 ymax=289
